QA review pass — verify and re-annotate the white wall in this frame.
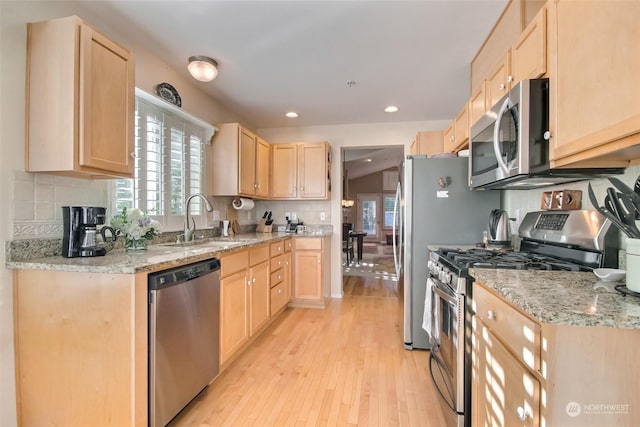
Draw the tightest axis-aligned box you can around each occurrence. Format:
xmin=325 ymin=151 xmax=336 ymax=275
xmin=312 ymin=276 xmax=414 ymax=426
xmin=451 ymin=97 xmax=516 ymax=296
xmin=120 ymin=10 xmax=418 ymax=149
xmin=258 ymin=120 xmax=449 ymax=299
xmin=0 ymin=2 xmax=246 ymax=424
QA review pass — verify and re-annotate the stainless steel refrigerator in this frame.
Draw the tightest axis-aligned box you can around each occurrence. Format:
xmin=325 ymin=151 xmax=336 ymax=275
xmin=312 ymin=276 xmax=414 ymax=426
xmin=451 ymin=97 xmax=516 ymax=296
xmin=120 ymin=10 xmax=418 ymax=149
xmin=393 ymin=156 xmax=501 ymax=350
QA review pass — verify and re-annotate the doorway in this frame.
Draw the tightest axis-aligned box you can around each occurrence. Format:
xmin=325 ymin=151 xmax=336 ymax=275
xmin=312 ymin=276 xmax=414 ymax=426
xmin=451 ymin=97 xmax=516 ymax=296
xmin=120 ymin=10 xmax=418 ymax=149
xmin=341 ymin=145 xmax=403 ymax=285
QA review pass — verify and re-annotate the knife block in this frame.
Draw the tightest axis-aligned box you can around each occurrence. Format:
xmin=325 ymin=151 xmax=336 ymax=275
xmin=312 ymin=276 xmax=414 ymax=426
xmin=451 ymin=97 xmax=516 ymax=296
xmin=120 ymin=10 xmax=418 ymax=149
xmin=256 ymin=219 xmax=272 ymax=233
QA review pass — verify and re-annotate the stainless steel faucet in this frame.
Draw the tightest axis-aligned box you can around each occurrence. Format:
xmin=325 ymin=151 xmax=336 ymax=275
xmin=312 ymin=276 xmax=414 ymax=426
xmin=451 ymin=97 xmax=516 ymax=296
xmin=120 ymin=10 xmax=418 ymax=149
xmin=184 ymin=194 xmax=214 ymax=242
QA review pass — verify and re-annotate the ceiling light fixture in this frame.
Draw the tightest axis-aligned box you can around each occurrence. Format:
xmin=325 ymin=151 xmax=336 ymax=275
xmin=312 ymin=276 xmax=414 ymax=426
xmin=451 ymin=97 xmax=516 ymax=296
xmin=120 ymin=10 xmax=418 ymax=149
xmin=285 ymin=112 xmax=299 ymax=118
xmin=187 ymin=56 xmax=219 ymax=82
xmin=384 ymin=105 xmax=399 ymax=113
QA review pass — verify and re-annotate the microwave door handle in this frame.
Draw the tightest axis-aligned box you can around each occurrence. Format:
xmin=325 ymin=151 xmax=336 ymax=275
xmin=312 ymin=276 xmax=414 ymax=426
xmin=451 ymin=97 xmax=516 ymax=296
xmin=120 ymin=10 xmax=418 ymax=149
xmin=493 ymin=97 xmax=512 ymax=175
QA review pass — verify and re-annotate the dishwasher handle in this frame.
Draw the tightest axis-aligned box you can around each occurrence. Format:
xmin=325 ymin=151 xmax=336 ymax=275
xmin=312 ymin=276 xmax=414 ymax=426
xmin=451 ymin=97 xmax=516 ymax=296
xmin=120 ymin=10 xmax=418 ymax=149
xmin=148 ymin=258 xmax=221 ymax=291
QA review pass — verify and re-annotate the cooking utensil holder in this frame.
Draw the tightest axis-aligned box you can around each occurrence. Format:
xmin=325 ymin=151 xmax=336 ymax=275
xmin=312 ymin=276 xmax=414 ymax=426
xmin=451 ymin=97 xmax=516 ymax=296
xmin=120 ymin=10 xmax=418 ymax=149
xmin=627 ymin=238 xmax=640 ymax=292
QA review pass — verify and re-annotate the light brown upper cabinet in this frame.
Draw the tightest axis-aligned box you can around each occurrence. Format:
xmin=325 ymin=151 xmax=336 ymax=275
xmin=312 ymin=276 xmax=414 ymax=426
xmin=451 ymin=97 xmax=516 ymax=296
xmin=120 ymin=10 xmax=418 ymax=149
xmin=511 ymin=6 xmax=547 ymax=84
xmin=443 ymin=103 xmax=470 ymax=153
xmin=469 ymin=81 xmax=489 ymax=127
xmin=211 ymin=123 xmax=270 ymax=198
xmin=443 ymin=124 xmax=455 ymax=153
xmin=548 ymin=0 xmax=640 ymax=168
xmin=486 ymin=51 xmax=513 ymax=110
xmin=410 ymin=131 xmax=444 ymax=156
xmin=270 ymin=142 xmax=331 ymax=200
xmin=26 ymin=15 xmax=135 ymax=178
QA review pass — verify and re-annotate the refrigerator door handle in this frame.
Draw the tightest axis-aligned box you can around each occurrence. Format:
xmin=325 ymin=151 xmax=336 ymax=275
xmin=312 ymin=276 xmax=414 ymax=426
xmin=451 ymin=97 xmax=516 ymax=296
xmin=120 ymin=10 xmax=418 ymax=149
xmin=392 ymin=181 xmax=401 ymax=276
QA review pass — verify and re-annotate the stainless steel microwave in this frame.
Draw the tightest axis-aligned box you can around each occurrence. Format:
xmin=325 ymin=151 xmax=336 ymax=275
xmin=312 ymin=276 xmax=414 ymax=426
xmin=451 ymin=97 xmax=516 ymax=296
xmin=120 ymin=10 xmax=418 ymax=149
xmin=468 ymin=78 xmax=624 ymax=189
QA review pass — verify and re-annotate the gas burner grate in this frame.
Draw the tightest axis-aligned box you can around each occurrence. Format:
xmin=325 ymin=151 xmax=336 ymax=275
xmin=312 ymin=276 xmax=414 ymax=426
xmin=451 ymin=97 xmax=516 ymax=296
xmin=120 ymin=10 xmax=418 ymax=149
xmin=437 ymin=248 xmax=585 ymax=271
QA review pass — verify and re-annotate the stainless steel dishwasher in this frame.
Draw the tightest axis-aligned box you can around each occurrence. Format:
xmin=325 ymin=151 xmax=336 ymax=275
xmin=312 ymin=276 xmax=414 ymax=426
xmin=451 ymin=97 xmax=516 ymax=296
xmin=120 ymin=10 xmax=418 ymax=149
xmin=148 ymin=258 xmax=221 ymax=427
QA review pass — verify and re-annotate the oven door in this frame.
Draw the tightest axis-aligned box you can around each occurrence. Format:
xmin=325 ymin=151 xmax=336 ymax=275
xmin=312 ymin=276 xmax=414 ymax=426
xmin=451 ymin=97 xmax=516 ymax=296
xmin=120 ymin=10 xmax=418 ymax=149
xmin=429 ymin=276 xmax=465 ymax=423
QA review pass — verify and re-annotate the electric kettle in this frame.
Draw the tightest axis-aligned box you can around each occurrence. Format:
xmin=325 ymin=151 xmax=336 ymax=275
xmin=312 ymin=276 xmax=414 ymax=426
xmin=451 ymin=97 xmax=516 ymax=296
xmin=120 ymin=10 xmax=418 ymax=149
xmin=487 ymin=209 xmax=512 ymax=247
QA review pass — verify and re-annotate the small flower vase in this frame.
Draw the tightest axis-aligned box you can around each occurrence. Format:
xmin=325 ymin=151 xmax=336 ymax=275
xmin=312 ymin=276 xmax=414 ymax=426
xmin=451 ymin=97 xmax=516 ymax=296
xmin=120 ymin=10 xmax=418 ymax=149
xmin=125 ymin=237 xmax=148 ymax=252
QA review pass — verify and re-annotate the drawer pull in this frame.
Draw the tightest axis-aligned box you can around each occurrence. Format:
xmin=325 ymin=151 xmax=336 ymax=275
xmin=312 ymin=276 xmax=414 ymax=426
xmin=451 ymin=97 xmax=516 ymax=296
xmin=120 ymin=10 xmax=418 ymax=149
xmin=516 ymin=406 xmax=530 ymax=421
xmin=487 ymin=310 xmax=496 ymax=320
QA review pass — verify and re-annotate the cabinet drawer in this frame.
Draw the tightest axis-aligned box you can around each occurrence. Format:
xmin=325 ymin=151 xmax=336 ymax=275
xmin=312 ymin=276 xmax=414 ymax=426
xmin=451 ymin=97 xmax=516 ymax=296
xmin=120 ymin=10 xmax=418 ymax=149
xmin=270 ymin=254 xmax=284 ymax=272
xmin=221 ymin=250 xmax=249 ymax=278
xmin=270 ymin=241 xmax=285 ymax=256
xmin=270 ymin=269 xmax=284 ymax=288
xmin=249 ymin=244 xmax=270 ymax=266
xmin=270 ymin=282 xmax=287 ymax=316
xmin=473 ymin=283 xmax=541 ymax=371
xmin=294 ymin=237 xmax=322 ymax=250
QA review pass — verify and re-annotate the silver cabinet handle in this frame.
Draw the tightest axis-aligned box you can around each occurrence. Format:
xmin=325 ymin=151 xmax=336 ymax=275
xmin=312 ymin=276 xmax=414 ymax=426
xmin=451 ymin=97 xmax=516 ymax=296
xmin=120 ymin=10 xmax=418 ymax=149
xmin=507 ymin=75 xmax=513 ymax=83
xmin=247 ymin=280 xmax=252 ymax=286
xmin=278 ymin=275 xmax=282 ymax=280
xmin=487 ymin=310 xmax=496 ymax=320
xmin=499 ymin=83 xmax=506 ymax=90
xmin=129 ymin=152 xmax=136 ymax=159
xmin=516 ymin=406 xmax=530 ymax=421
xmin=252 ymin=277 xmax=256 ymax=283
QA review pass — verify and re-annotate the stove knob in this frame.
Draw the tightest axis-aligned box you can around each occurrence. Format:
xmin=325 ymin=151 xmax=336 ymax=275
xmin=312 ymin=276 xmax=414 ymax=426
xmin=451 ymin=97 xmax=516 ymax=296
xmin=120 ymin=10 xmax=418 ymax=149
xmin=427 ymin=260 xmax=433 ymax=272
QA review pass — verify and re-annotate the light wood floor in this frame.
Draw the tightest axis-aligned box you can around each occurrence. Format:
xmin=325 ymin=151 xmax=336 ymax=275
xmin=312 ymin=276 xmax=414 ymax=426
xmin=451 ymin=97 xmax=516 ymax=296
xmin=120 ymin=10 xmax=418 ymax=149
xmin=169 ymin=275 xmax=446 ymax=426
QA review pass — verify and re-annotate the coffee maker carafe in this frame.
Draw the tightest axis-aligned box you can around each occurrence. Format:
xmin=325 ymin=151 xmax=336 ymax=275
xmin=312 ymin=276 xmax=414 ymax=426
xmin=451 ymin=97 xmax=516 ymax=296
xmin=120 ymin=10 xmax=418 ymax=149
xmin=62 ymin=206 xmax=116 ymax=258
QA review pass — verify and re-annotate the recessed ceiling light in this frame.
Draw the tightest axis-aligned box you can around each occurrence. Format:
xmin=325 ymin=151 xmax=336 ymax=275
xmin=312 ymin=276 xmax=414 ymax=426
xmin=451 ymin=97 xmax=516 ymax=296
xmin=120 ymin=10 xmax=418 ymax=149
xmin=285 ymin=112 xmax=299 ymax=118
xmin=384 ymin=105 xmax=399 ymax=113
xmin=365 ymin=158 xmax=372 ymax=162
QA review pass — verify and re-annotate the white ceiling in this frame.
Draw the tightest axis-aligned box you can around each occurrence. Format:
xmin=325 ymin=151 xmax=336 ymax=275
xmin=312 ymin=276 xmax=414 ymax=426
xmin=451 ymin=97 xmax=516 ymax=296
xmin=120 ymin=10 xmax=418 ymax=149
xmin=67 ymin=0 xmax=507 ymax=128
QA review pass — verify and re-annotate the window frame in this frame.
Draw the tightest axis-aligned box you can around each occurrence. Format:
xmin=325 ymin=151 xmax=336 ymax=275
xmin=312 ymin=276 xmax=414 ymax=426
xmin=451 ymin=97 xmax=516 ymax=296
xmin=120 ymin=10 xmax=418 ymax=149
xmin=111 ymin=88 xmax=216 ymax=232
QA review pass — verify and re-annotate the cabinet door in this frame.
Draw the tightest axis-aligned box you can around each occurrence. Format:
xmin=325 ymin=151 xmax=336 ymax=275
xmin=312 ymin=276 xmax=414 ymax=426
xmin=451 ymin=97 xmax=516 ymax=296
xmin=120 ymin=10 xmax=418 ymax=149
xmin=411 ymin=131 xmax=444 ymax=156
xmin=470 ymin=81 xmax=488 ymax=127
xmin=79 ymin=24 xmax=134 ymax=175
xmin=238 ymin=128 xmax=257 ymax=196
xmin=474 ymin=321 xmax=540 ymax=427
xmin=249 ymin=261 xmax=270 ymax=335
xmin=220 ymin=269 xmax=249 ymax=364
xmin=487 ymin=50 xmax=512 ymax=109
xmin=511 ymin=7 xmax=546 ymax=84
xmin=443 ymin=123 xmax=455 ymax=153
xmin=271 ymin=144 xmax=297 ymax=198
xmin=255 ymin=137 xmax=270 ymax=198
xmin=293 ymin=251 xmax=322 ymax=300
xmin=283 ymin=251 xmax=292 ymax=303
xmin=453 ymin=103 xmax=470 ymax=151
xmin=298 ymin=143 xmax=327 ymax=199
xmin=549 ymin=1 xmax=640 ymax=166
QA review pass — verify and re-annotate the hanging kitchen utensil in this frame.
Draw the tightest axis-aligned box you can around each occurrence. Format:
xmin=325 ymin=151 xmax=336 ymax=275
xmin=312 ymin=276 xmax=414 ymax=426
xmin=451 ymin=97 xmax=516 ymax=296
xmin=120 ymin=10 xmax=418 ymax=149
xmin=605 ymin=187 xmax=623 ymax=223
xmin=615 ymin=192 xmax=640 ymax=237
xmin=587 ymin=183 xmax=636 ymax=238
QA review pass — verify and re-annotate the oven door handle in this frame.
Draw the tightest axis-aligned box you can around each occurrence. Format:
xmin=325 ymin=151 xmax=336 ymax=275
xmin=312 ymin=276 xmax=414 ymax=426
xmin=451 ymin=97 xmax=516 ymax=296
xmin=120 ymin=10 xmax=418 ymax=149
xmin=432 ymin=283 xmax=457 ymax=307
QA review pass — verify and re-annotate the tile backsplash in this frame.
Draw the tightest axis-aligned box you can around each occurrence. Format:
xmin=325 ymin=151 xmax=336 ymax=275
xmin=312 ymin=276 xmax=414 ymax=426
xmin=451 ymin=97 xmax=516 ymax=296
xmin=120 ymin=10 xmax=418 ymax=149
xmin=504 ymin=164 xmax=640 ymax=252
xmin=12 ymin=170 xmax=108 ymax=239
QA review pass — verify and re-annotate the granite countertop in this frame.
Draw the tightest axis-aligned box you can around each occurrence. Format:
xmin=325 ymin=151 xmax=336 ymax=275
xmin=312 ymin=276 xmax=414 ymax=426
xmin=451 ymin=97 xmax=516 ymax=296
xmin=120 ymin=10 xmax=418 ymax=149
xmin=7 ymin=232 xmax=329 ymax=275
xmin=471 ymin=268 xmax=640 ymax=329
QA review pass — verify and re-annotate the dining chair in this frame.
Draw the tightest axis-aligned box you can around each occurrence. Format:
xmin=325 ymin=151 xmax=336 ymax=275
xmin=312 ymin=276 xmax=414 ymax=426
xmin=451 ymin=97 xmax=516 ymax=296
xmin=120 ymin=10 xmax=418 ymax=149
xmin=342 ymin=223 xmax=354 ymax=264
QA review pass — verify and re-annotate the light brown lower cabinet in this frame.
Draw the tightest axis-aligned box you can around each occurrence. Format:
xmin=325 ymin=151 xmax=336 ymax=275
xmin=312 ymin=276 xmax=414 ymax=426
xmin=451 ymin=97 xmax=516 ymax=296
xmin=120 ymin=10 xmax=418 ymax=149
xmin=220 ymin=244 xmax=272 ymax=366
xmin=472 ymin=281 xmax=640 ymax=426
xmin=290 ymin=237 xmax=330 ymax=308
xmin=13 ymin=269 xmax=148 ymax=427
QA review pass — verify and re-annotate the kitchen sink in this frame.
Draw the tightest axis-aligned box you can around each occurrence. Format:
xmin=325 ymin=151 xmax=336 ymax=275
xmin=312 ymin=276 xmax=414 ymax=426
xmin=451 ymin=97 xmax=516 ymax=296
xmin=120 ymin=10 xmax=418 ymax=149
xmin=161 ymin=238 xmax=243 ymax=249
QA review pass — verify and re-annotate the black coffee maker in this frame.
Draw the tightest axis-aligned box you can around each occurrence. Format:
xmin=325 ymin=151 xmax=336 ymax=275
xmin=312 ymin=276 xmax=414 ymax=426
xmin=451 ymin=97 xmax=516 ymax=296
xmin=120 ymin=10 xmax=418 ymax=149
xmin=62 ymin=206 xmax=116 ymax=258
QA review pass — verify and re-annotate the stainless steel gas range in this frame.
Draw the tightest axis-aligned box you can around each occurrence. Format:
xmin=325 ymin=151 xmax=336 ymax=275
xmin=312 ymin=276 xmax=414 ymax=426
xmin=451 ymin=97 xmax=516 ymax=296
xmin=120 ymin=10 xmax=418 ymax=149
xmin=426 ymin=209 xmax=620 ymax=427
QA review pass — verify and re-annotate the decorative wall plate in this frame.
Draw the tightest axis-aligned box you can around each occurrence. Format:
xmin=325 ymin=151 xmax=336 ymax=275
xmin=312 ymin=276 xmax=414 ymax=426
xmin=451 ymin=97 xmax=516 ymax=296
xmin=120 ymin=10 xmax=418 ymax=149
xmin=155 ymin=82 xmax=182 ymax=107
